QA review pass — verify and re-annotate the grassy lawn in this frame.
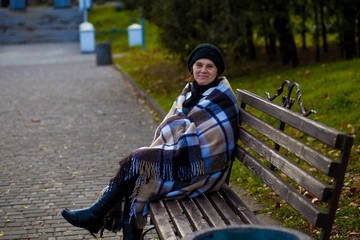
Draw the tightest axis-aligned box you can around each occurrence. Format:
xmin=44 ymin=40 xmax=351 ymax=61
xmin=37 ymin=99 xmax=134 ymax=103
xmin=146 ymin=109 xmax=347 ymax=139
xmin=228 ymin=60 xmax=360 ymax=239
xmin=89 ymin=6 xmax=360 ymax=240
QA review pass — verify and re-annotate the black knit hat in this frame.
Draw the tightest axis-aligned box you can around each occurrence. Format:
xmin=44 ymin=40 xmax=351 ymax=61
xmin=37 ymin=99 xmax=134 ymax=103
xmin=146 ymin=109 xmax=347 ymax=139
xmin=187 ymin=43 xmax=225 ymax=75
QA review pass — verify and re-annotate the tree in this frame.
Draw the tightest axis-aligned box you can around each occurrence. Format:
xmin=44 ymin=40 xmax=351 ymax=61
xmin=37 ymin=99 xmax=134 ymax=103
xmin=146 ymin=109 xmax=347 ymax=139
xmin=358 ymin=2 xmax=360 ymax=56
xmin=301 ymin=0 xmax=309 ymax=50
xmin=338 ymin=0 xmax=357 ymax=59
xmin=313 ymin=0 xmax=321 ymax=62
xmin=258 ymin=1 xmax=277 ymax=59
xmin=272 ymin=0 xmax=299 ymax=67
xmin=319 ymin=0 xmax=328 ymax=53
xmin=123 ymin=0 xmax=357 ymax=66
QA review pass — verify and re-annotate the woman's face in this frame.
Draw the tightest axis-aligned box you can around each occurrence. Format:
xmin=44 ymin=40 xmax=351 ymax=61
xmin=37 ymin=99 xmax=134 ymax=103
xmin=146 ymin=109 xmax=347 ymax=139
xmin=192 ymin=58 xmax=218 ymax=86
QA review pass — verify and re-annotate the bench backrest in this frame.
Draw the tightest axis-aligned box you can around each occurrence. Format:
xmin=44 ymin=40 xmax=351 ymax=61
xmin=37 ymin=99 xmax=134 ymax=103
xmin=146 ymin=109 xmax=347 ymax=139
xmin=234 ymin=84 xmax=353 ymax=240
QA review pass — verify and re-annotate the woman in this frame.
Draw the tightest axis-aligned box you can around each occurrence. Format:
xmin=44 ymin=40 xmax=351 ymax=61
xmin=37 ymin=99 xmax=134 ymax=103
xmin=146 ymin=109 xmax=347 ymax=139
xmin=61 ymin=43 xmax=239 ymax=239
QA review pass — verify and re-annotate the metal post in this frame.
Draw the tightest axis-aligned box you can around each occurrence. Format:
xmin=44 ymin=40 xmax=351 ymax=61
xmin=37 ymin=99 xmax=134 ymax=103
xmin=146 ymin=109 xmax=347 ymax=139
xmin=140 ymin=7 xmax=145 ymax=51
xmin=83 ymin=0 xmax=88 ymax=22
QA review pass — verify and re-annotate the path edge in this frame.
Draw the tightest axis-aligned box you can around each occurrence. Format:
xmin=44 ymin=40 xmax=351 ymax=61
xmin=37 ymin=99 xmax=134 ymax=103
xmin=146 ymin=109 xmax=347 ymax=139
xmin=113 ymin=63 xmax=167 ymax=119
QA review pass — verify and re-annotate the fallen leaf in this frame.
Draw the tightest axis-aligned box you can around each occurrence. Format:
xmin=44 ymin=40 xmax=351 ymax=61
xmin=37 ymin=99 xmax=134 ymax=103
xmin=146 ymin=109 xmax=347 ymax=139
xmin=311 ymin=198 xmax=321 ymax=205
xmin=355 ymin=176 xmax=360 ymax=190
xmin=31 ymin=118 xmax=41 ymax=123
xmin=303 ymin=191 xmax=312 ymax=199
xmin=280 ymin=173 xmax=288 ymax=179
xmin=0 ymin=231 xmax=4 ymax=236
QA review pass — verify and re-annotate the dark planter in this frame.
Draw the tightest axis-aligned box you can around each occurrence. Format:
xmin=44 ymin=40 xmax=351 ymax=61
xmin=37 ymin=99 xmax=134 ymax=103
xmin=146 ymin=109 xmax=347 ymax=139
xmin=182 ymin=225 xmax=312 ymax=240
xmin=96 ymin=43 xmax=113 ymax=66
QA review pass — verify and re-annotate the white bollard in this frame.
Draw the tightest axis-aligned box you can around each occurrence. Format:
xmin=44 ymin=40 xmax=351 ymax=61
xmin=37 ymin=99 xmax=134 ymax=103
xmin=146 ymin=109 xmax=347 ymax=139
xmin=79 ymin=22 xmax=95 ymax=53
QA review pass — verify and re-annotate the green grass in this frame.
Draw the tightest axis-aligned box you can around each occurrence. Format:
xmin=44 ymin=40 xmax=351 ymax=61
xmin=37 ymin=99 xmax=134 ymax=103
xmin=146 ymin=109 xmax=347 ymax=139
xmin=89 ymin=6 xmax=360 ymax=240
xmin=230 ymin=60 xmax=360 ymax=135
xmin=222 ymin=62 xmax=360 ymax=239
xmin=88 ymin=6 xmax=161 ymax=53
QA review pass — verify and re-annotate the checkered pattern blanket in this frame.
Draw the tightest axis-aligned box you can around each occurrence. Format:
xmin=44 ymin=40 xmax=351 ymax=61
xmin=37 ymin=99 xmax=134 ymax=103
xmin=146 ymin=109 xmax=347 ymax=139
xmin=110 ymin=77 xmax=239 ymax=229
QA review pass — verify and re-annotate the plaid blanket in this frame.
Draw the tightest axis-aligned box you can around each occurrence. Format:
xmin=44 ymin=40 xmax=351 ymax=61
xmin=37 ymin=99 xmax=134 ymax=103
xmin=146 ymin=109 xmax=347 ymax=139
xmin=110 ymin=77 xmax=239 ymax=228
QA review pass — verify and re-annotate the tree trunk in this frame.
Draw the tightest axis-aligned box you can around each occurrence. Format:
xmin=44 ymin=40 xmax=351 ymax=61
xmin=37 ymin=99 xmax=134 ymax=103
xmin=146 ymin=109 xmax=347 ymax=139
xmin=301 ymin=0 xmax=308 ymax=50
xmin=262 ymin=19 xmax=269 ymax=55
xmin=358 ymin=15 xmax=360 ymax=57
xmin=319 ymin=0 xmax=328 ymax=53
xmin=343 ymin=28 xmax=356 ymax=60
xmin=246 ymin=19 xmax=256 ymax=60
xmin=357 ymin=3 xmax=360 ymax=57
xmin=260 ymin=4 xmax=270 ymax=55
xmin=273 ymin=1 xmax=299 ymax=67
xmin=260 ymin=1 xmax=276 ymax=59
xmin=341 ymin=1 xmax=357 ymax=60
xmin=314 ymin=0 xmax=320 ymax=62
xmin=269 ymin=27 xmax=277 ymax=59
xmin=336 ymin=12 xmax=345 ymax=57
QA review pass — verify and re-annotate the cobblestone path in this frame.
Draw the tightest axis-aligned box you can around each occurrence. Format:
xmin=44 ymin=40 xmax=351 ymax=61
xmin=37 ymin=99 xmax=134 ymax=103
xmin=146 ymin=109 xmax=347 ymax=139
xmin=0 ymin=43 xmax=159 ymax=239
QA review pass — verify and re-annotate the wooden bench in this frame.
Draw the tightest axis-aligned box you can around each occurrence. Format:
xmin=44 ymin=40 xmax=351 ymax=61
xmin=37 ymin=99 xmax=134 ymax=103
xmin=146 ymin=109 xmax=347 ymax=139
xmin=147 ymin=81 xmax=353 ymax=240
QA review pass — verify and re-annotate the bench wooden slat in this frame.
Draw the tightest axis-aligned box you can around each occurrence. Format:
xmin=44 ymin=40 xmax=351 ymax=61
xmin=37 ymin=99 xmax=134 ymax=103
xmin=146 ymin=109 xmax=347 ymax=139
xmin=237 ymin=89 xmax=348 ymax=149
xmin=239 ymin=127 xmax=333 ymax=202
xmin=148 ymin=201 xmax=177 ymax=240
xmin=235 ymin=145 xmax=328 ymax=227
xmin=206 ymin=191 xmax=243 ymax=225
xmin=219 ymin=184 xmax=262 ymax=225
xmin=192 ymin=194 xmax=227 ymax=227
xmin=239 ymin=108 xmax=340 ymax=177
xmin=179 ymin=198 xmax=210 ymax=231
xmin=163 ymin=200 xmax=193 ymax=238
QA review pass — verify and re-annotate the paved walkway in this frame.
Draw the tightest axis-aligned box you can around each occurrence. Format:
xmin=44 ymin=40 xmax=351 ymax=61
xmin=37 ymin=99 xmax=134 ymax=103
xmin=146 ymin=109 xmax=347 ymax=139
xmin=0 ymin=43 xmax=158 ymax=239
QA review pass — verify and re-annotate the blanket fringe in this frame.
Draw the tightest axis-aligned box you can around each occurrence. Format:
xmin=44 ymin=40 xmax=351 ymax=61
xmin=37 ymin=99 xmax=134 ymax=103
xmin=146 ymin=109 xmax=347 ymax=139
xmin=117 ymin=155 xmax=205 ymax=184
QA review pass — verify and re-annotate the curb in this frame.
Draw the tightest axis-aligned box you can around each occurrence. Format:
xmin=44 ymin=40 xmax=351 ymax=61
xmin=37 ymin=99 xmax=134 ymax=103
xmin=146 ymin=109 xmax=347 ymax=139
xmin=113 ymin=63 xmax=167 ymax=119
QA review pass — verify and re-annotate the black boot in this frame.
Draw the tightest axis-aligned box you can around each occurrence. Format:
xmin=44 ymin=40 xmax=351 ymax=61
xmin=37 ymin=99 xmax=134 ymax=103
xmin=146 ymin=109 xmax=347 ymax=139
xmin=123 ymin=198 xmax=143 ymax=240
xmin=61 ymin=184 xmax=123 ymax=234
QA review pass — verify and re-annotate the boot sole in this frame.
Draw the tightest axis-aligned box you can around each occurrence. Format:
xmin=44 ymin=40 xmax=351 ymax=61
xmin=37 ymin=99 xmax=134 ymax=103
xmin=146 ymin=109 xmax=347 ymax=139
xmin=61 ymin=208 xmax=102 ymax=234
